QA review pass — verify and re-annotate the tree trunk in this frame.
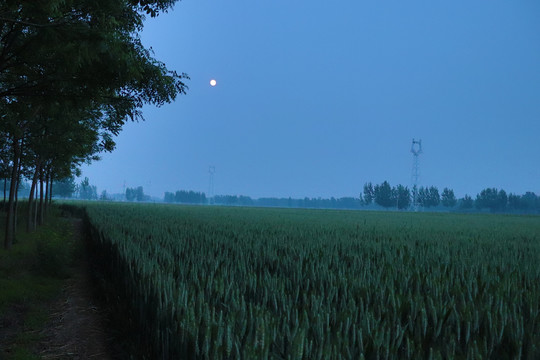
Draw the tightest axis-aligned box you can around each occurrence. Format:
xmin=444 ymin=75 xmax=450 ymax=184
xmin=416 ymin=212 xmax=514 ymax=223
xmin=3 ymin=178 xmax=6 ymax=203
xmin=27 ymin=164 xmax=40 ymax=232
xmin=39 ymin=167 xmax=44 ymax=226
xmin=44 ymin=167 xmax=50 ymax=217
xmin=13 ymin=151 xmax=22 ymax=232
xmin=4 ymin=138 xmax=20 ymax=250
xmin=33 ymin=185 xmax=38 ymax=231
xmin=49 ymin=177 xmax=53 ymax=204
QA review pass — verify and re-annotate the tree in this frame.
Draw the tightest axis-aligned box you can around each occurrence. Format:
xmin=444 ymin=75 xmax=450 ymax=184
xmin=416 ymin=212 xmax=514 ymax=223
xmin=136 ymin=186 xmax=145 ymax=201
xmin=100 ymin=190 xmax=109 ymax=201
xmin=508 ymin=192 xmax=539 ymax=213
xmin=522 ymin=192 xmax=539 ymax=211
xmin=428 ymin=186 xmax=440 ymax=207
xmin=418 ymin=186 xmax=440 ymax=208
xmin=2 ymin=0 xmax=188 ymax=249
xmin=125 ymin=186 xmax=145 ymax=201
xmin=170 ymin=190 xmax=207 ymax=204
xmin=164 ymin=192 xmax=175 ymax=203
xmin=508 ymin=193 xmax=521 ymax=211
xmin=0 ymin=140 xmax=9 ymax=202
xmin=126 ymin=187 xmax=135 ymax=201
xmin=441 ymin=188 xmax=457 ymax=208
xmin=78 ymin=177 xmax=97 ymax=200
xmin=476 ymin=188 xmax=507 ymax=212
xmin=363 ymin=182 xmax=374 ymax=205
xmin=498 ymin=189 xmax=508 ymax=211
xmin=374 ymin=181 xmax=393 ymax=208
xmin=0 ymin=1 xmax=187 ymax=100
xmin=392 ymin=185 xmax=411 ymax=210
xmin=417 ymin=186 xmax=428 ymax=208
xmin=459 ymin=195 xmax=474 ymax=209
xmin=52 ymin=176 xmax=76 ymax=198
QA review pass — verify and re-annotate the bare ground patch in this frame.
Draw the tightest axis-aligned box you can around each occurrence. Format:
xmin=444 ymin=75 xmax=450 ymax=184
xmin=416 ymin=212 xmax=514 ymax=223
xmin=38 ymin=269 xmax=113 ymax=359
xmin=36 ymin=219 xmax=121 ymax=359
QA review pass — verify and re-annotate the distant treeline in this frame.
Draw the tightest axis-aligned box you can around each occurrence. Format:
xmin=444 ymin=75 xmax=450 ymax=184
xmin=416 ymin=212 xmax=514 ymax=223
xmin=215 ymin=195 xmax=363 ymax=209
xmin=363 ymin=182 xmax=540 ymax=213
xmin=1 ymin=179 xmax=31 ymax=201
xmin=162 ymin=182 xmax=540 ymax=214
xmin=164 ymin=190 xmax=207 ymax=204
xmin=126 ymin=186 xmax=150 ymax=202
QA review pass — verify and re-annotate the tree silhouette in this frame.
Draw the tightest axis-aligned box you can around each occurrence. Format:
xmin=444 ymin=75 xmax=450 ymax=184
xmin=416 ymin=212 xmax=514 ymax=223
xmin=1 ymin=0 xmax=188 ymax=249
xmin=374 ymin=181 xmax=393 ymax=208
xmin=441 ymin=188 xmax=457 ymax=208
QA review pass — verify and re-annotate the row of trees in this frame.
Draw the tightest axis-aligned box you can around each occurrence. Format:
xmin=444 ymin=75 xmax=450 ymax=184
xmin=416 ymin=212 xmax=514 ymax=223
xmin=126 ymin=186 xmax=147 ymax=202
xmin=362 ymin=182 xmax=540 ymax=213
xmin=162 ymin=190 xmax=366 ymax=209
xmin=363 ymin=182 xmax=410 ymax=209
xmin=474 ymin=188 xmax=540 ymax=213
xmin=162 ymin=184 xmax=539 ymax=214
xmin=1 ymin=176 xmax=98 ymax=201
xmin=1 ymin=179 xmax=31 ymax=201
xmin=1 ymin=0 xmax=187 ymax=249
xmin=257 ymin=197 xmax=362 ymax=209
xmin=164 ymin=190 xmax=207 ymax=204
xmin=362 ymin=182 xmax=457 ymax=209
xmin=366 ymin=182 xmax=455 ymax=210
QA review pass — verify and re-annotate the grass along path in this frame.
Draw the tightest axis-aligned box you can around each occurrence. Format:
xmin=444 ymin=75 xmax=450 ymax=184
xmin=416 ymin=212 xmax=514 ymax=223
xmin=0 ymin=210 xmax=115 ymax=359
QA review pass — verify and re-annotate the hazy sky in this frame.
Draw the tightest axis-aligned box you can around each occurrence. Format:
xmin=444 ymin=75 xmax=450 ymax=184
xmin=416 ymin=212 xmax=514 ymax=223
xmin=81 ymin=0 xmax=540 ymax=199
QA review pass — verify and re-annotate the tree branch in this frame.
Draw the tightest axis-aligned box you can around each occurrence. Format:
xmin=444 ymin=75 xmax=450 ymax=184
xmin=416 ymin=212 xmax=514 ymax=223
xmin=0 ymin=16 xmax=70 ymax=28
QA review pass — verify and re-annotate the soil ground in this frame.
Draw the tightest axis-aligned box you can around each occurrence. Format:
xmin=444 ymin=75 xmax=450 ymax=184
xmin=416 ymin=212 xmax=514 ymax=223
xmin=37 ymin=219 xmax=119 ymax=359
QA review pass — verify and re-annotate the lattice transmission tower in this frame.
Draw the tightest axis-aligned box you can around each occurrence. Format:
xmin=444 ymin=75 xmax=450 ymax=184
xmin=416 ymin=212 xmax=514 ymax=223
xmin=411 ymin=139 xmax=423 ymax=211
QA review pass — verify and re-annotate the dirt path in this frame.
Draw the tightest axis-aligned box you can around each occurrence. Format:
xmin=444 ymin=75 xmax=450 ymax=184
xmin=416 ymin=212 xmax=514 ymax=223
xmin=37 ymin=219 xmax=117 ymax=360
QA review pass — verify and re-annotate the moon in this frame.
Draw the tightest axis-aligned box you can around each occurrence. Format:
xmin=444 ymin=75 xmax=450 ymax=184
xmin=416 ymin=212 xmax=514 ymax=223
xmin=210 ymin=79 xmax=217 ymax=87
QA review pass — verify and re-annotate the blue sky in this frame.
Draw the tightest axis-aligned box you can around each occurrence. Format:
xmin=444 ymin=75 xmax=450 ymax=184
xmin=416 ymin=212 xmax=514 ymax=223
xmin=82 ymin=0 xmax=540 ymax=199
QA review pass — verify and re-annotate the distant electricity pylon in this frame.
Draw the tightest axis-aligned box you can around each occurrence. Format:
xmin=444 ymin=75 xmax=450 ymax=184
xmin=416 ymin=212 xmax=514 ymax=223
xmin=208 ymin=166 xmax=215 ymax=204
xmin=411 ymin=139 xmax=423 ymax=211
